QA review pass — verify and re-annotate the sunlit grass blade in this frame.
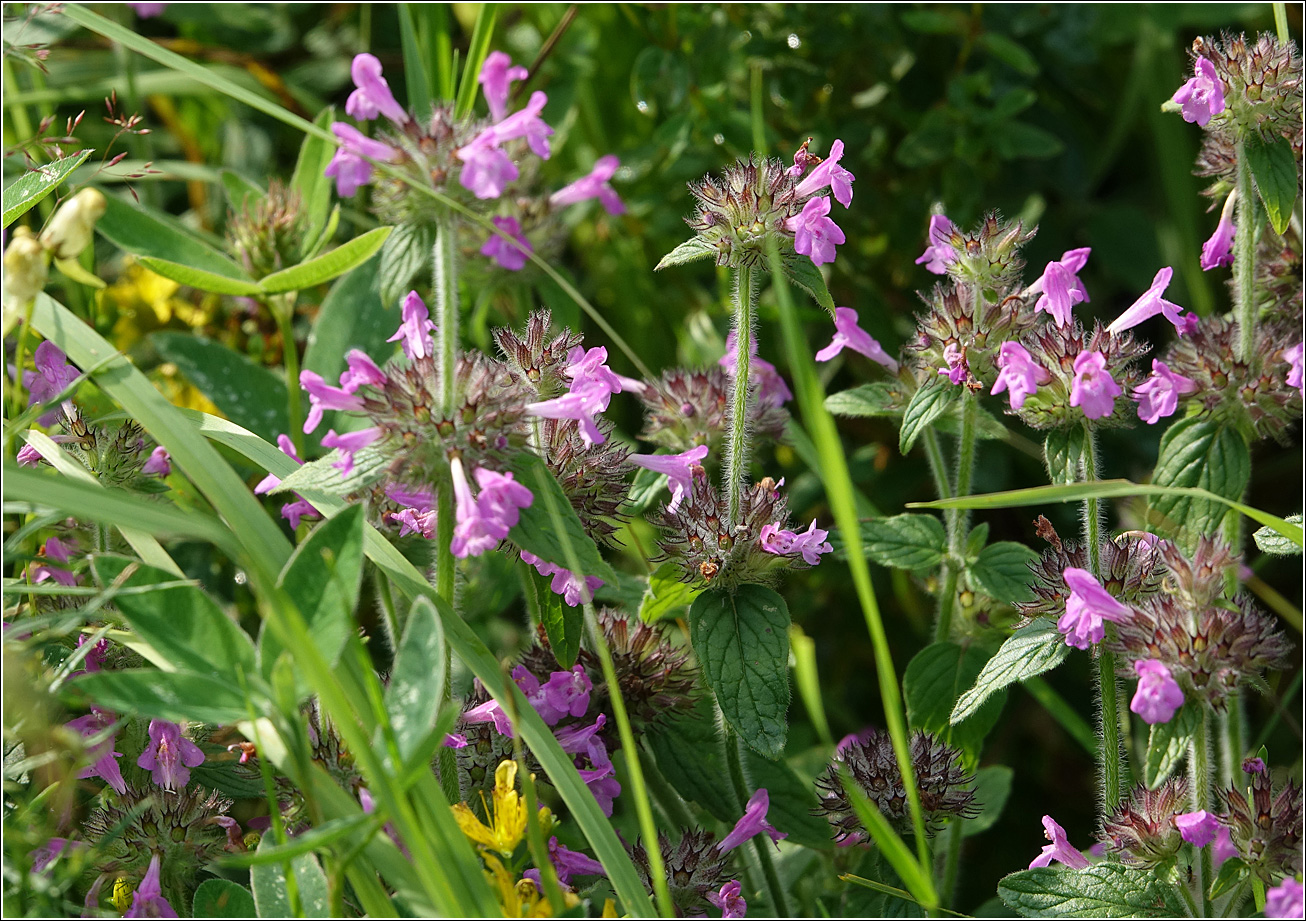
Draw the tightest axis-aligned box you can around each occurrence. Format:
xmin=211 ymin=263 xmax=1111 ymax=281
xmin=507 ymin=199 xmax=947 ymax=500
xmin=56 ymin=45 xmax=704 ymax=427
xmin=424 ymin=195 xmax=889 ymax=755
xmin=841 ymin=769 xmax=939 ymax=910
xmin=398 ymin=4 xmax=434 ymax=115
xmin=908 ymin=479 xmax=1303 ymax=548
xmin=454 ymin=4 xmax=498 ymax=120
xmin=840 ymin=875 xmax=971 ymax=918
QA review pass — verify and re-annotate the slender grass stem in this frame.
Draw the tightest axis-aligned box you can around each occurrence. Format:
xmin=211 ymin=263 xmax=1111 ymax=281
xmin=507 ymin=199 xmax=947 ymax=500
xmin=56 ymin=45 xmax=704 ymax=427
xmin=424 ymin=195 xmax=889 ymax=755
xmin=636 ymin=745 xmax=697 ymax=829
xmin=725 ymin=266 xmax=755 ymax=531
xmin=1233 ymin=142 xmax=1257 ymax=364
xmin=725 ymin=729 xmax=790 ymax=918
xmin=938 ymin=820 xmax=963 ymax=909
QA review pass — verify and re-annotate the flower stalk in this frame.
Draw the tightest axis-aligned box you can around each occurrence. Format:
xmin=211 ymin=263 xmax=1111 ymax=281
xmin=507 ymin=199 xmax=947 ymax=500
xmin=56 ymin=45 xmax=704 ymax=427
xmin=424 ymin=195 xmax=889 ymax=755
xmin=1232 ymin=139 xmax=1257 ymax=364
xmin=725 ymin=727 xmax=790 ymax=918
xmin=725 ymin=266 xmax=757 ymax=531
xmin=1190 ymin=708 xmax=1214 ymax=917
xmin=268 ymin=294 xmax=305 ymax=458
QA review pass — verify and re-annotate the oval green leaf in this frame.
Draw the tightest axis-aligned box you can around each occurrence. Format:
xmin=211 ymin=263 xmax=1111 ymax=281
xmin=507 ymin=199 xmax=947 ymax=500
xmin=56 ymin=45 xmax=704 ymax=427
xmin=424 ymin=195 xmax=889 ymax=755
xmin=258 ymin=226 xmax=392 ymax=294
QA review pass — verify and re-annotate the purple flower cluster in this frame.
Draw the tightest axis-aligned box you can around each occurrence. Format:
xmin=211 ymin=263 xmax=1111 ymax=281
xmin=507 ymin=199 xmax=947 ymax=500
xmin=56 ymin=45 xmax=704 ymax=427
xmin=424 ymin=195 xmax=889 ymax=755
xmin=527 ymin=345 xmax=633 ymax=446
xmin=449 ymin=457 xmax=533 ymax=559
xmin=254 ymin=434 xmax=320 ymax=530
xmin=759 ymin=520 xmax=833 ymax=566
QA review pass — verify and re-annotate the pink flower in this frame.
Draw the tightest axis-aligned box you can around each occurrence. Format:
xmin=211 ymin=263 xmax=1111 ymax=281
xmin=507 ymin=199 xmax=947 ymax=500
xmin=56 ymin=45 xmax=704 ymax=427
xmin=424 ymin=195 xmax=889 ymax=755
xmin=520 ymin=550 xmax=603 ymax=607
xmin=31 ymin=536 xmax=78 ymax=587
xmin=1107 ymin=267 xmax=1196 ymax=336
xmin=785 ymin=195 xmax=845 ymax=266
xmin=1265 ymin=877 xmax=1304 ymax=919
xmin=386 ymin=291 xmax=437 ymax=362
xmin=795 ymin=139 xmax=855 ymax=207
xmin=1284 ymin=342 xmax=1303 ymax=390
xmin=915 ymin=214 xmax=956 ymax=274
xmin=720 ymin=332 xmax=793 ymax=406
xmin=1172 ymin=57 xmax=1225 ymax=127
xmin=1029 ymin=815 xmax=1090 ymax=870
xmin=345 ymin=53 xmax=409 ymax=125
xmin=300 ymin=371 xmax=365 ymax=434
xmin=707 ymin=880 xmax=747 ymax=919
xmin=1133 ymin=359 xmax=1197 ymax=425
xmin=16 ymin=443 xmax=42 ymax=467
xmin=991 ymin=341 xmax=1051 ymax=409
xmin=443 ymin=733 xmax=468 ymax=748
xmin=550 ymin=155 xmax=624 ymax=215
xmin=718 ymin=788 xmax=788 ymax=853
xmin=1068 ymin=350 xmax=1122 ymax=421
xmin=532 ymin=665 xmax=593 ymax=725
xmin=526 ymin=346 xmax=629 ymax=447
xmin=814 ymin=307 xmax=898 ymax=372
xmin=24 ymin=341 xmax=80 ymax=425
xmin=449 ymin=458 xmax=533 ymax=559
xmin=137 ymin=720 xmax=205 ymax=791
xmin=1059 ymin=567 xmax=1132 ymax=649
xmin=255 ymin=434 xmax=303 ymax=495
xmin=321 ymin=427 xmax=381 ymax=475
xmin=760 ymin=523 xmax=797 ymax=555
xmin=479 ymin=51 xmax=529 ymax=123
xmin=629 ymin=445 xmax=708 ymax=513
xmin=1200 ymin=193 xmax=1237 ymax=271
xmin=324 ymin=122 xmax=398 ymax=198
xmin=1130 ymin=659 xmax=1185 ymax=724
xmin=1212 ymin=825 xmax=1238 ymax=866
xmin=463 ymin=697 xmax=515 ymax=737
xmin=124 ymin=854 xmax=178 ymax=918
xmin=791 ymin=520 xmax=833 ymax=565
xmin=142 ymin=447 xmax=171 ymax=477
xmin=1174 ymin=810 xmax=1219 ymax=848
xmin=1033 ymin=249 xmax=1091 ymax=326
xmin=340 ymin=349 xmax=387 ymax=393
xmin=390 ymin=507 xmax=437 ymax=539
xmin=128 ymin=3 xmax=167 ymax=17
xmin=939 ymin=342 xmax=968 ymax=386
xmin=456 ymin=133 xmax=519 ymax=199
xmin=540 ymin=836 xmax=605 ymax=889
xmin=31 ymin=838 xmax=83 ymax=874
xmin=480 ymin=216 xmax=533 ymax=271
xmin=491 ymin=91 xmax=554 ymax=158
xmin=66 ymin=711 xmax=126 ymax=794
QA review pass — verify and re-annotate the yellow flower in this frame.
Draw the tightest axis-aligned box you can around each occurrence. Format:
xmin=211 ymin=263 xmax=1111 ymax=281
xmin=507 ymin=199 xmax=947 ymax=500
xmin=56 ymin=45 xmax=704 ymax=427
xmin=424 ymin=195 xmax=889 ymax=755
xmin=602 ymin=898 xmax=619 ymax=918
xmin=110 ymin=876 xmax=133 ymax=913
xmin=102 ymin=258 xmax=216 ymax=350
xmin=482 ymin=852 xmax=579 ymax=918
xmin=453 ymin=759 xmax=551 ymax=858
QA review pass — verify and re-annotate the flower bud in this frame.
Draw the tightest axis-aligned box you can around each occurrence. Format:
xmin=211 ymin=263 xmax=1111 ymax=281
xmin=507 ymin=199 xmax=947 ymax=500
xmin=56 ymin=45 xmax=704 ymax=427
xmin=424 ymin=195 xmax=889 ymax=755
xmin=2 ymin=227 xmax=49 ymax=319
xmin=40 ymin=188 xmax=107 ymax=260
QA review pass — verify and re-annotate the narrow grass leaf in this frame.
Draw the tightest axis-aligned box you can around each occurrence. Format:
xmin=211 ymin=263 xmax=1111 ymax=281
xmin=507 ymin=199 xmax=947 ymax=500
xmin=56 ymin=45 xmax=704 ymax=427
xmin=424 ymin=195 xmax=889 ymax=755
xmin=258 ymin=226 xmax=392 ymax=293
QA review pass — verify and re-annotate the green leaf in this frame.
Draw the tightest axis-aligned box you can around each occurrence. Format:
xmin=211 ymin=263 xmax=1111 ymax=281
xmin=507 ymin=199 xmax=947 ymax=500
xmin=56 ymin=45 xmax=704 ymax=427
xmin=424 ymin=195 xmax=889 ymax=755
xmin=398 ymin=4 xmax=435 ymax=115
xmin=219 ymin=169 xmax=263 ymax=211
xmin=1206 ymin=857 xmax=1248 ymax=901
xmin=1254 ymin=514 xmax=1303 ymax=556
xmin=136 ymin=256 xmax=263 ymax=296
xmin=978 ymin=33 xmax=1039 ymax=77
xmin=97 ymin=194 xmax=250 ymax=279
xmin=302 ymin=253 xmax=397 ymax=387
xmin=741 ymin=744 xmax=832 ymax=849
xmin=258 ymin=226 xmax=392 ymax=294
xmin=781 ymin=255 xmax=837 ymax=316
xmin=3 ymin=150 xmax=92 ymax=228
xmin=1144 ymin=703 xmax=1197 ymax=789
xmin=73 ymin=669 xmax=252 ymax=724
xmin=289 ymin=107 xmax=337 ymax=255
xmin=526 ymin=563 xmax=582 ymax=669
xmin=273 ymin=445 xmax=390 ymax=501
xmin=453 ymin=4 xmax=498 ymax=120
xmin=968 ymin=542 xmax=1040 ymax=604
xmin=639 ymin=561 xmax=703 ymax=623
xmin=1147 ymin=418 xmax=1251 ymax=541
xmin=689 ymin=584 xmax=791 ymax=759
xmin=904 ymin=642 xmax=1005 ymax=759
xmin=1244 ymin=133 xmax=1298 ymax=235
xmin=150 ymin=332 xmax=288 ymax=441
xmin=861 ymin=514 xmax=947 ymax=572
xmin=1044 ymin=427 xmax=1086 ymax=486
xmin=382 ymin=596 xmax=447 ymax=763
xmin=250 ymin=835 xmax=330 ymax=918
xmin=900 ymin=376 xmax=960 ymax=454
xmin=998 ymin=863 xmax=1185 ymax=917
xmin=950 ymin=620 xmax=1069 ymax=724
xmin=960 ymin=765 xmax=1013 ymax=838
xmin=505 ymin=451 xmax=617 ymax=584
xmin=825 ymin=383 xmax=908 ymax=418
xmin=192 ymin=879 xmax=256 ymax=919
xmin=993 ymin=122 xmax=1064 ymax=161
xmin=378 ymin=221 xmax=437 ymax=309
xmin=263 ymin=505 xmax=365 ymax=673
xmin=91 ymin=556 xmax=256 ymax=681
xmin=654 ymin=236 xmax=716 ymax=270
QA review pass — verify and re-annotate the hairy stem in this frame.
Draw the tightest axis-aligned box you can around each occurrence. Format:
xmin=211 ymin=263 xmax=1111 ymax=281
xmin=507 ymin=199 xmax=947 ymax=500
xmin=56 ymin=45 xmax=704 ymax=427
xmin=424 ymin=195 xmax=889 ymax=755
xmin=1233 ymin=142 xmax=1257 ymax=364
xmin=936 ymin=391 xmax=978 ymax=643
xmin=1190 ymin=708 xmax=1214 ymax=917
xmin=434 ymin=216 xmax=460 ymax=414
xmin=725 ymin=729 xmax=790 ymax=918
xmin=1083 ymin=427 xmax=1123 ymax=813
xmin=725 ymin=265 xmax=756 ymax=531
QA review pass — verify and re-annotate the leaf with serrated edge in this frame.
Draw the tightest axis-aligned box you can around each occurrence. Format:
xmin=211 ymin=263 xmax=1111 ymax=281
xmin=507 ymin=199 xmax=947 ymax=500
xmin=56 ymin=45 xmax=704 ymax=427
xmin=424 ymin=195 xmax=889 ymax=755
xmin=900 ymin=376 xmax=960 ymax=454
xmin=274 ymin=445 xmax=390 ymax=500
xmin=904 ymin=642 xmax=1005 ymax=758
xmin=1254 ymin=515 xmax=1303 ymax=556
xmin=998 ymin=863 xmax=1184 ymax=917
xmin=861 ymin=514 xmax=946 ymax=572
xmin=528 ymin=564 xmax=582 ymax=669
xmin=689 ymin=585 xmax=791 ymax=759
xmin=506 ymin=452 xmax=616 ymax=584
xmin=655 ymin=236 xmax=716 ymax=271
xmin=825 ymin=383 xmax=907 ymax=418
xmin=950 ymin=620 xmax=1068 ymax=724
xmin=1044 ymin=427 xmax=1085 ymax=486
xmin=968 ymin=542 xmax=1040 ymax=604
xmin=1245 ymin=134 xmax=1298 ymax=235
xmin=782 ymin=255 xmax=837 ymax=315
xmin=1148 ymin=419 xmax=1250 ymax=541
xmin=1144 ymin=704 xmax=1197 ymax=789
xmin=639 ymin=561 xmax=702 ymax=623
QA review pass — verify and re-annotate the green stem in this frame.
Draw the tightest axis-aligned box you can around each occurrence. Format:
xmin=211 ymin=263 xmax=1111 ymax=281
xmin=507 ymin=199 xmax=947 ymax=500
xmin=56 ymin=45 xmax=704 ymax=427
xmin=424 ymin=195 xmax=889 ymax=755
xmin=270 ymin=297 xmax=304 ymax=458
xmin=938 ymin=821 xmax=963 ymax=910
xmin=725 ymin=265 xmax=755 ymax=531
xmin=1083 ymin=428 xmax=1123 ymax=813
xmin=725 ymin=729 xmax=790 ymax=918
xmin=935 ymin=392 xmax=978 ymax=643
xmin=1190 ymin=708 xmax=1214 ymax=917
xmin=921 ymin=428 xmax=953 ymax=502
xmin=1233 ymin=144 xmax=1257 ymax=364
xmin=434 ymin=217 xmax=460 ymax=414
xmin=434 ymin=475 xmax=459 ymax=805
xmin=1274 ymin=3 xmax=1290 ymax=43
xmin=9 ymin=297 xmax=38 ymax=420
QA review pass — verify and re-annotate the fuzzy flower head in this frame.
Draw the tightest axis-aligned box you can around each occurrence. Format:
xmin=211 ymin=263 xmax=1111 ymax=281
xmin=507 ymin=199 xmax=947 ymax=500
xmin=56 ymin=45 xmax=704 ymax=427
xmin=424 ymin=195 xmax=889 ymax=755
xmin=814 ymin=307 xmax=899 ymax=372
xmin=1173 ymin=56 xmax=1226 ymax=126
xmin=638 ymin=365 xmax=789 ymax=456
xmin=929 ymin=211 xmax=1036 ymax=291
xmin=1102 ymin=779 xmax=1189 ymax=868
xmin=1130 ymin=659 xmax=1185 ymax=725
xmin=1059 ymin=567 xmax=1133 ymax=649
xmin=137 ymin=720 xmax=205 ymax=792
xmin=631 ymin=830 xmax=733 ymax=916
xmin=1220 ymin=767 xmax=1302 ymax=882
xmin=1133 ymin=359 xmax=1198 ymax=425
xmin=674 ymin=141 xmax=853 ymax=270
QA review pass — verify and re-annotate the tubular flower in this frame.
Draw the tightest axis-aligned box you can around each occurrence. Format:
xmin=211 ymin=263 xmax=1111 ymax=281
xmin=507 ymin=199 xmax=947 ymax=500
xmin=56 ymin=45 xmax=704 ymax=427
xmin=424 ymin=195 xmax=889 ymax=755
xmin=1030 ymin=816 xmax=1091 ymax=869
xmin=526 ymin=346 xmax=627 ymax=446
xmin=1133 ymin=359 xmax=1198 ymax=424
xmin=321 ymin=427 xmax=381 ymax=475
xmin=66 ymin=711 xmax=127 ymax=794
xmin=449 ymin=457 xmax=533 ymax=559
xmin=939 ymin=342 xmax=969 ymax=386
xmin=1033 ymin=248 xmax=1092 ymax=326
xmin=1107 ymin=267 xmax=1198 ymax=337
xmin=24 ymin=341 xmax=80 ymax=425
xmin=345 ymin=53 xmax=409 ymax=124
xmin=1200 ymin=192 xmax=1237 ymax=270
xmin=784 ymin=195 xmax=845 ymax=266
xmin=794 ymin=138 xmax=855 ymax=206
xmin=1059 ymin=567 xmax=1132 ymax=649
xmin=991 ymin=341 xmax=1051 ymax=410
xmin=137 ymin=720 xmax=205 ymax=792
xmin=299 ymin=371 xmax=365 ymax=434
xmin=480 ymin=216 xmax=533 ymax=271
xmin=1173 ymin=57 xmax=1226 ymax=126
xmin=479 ymin=51 xmax=529 ymax=122
xmin=814 ymin=307 xmax=898 ymax=372
xmin=1130 ymin=659 xmax=1186 ymax=725
xmin=1175 ymin=810 xmax=1220 ymax=848
xmin=386 ymin=290 xmax=437 ymax=361
xmin=1068 ymin=350 xmax=1123 ymax=420
xmin=520 ymin=551 xmax=602 ymax=607
xmin=324 ymin=123 xmax=399 ymax=198
xmin=630 ymin=445 xmax=708 ymax=514
xmin=717 ymin=788 xmax=787 ymax=853
xmin=123 ymin=854 xmax=178 ymax=918
xmin=141 ymin=447 xmax=171 ymax=477
xmin=915 ymin=213 xmax=957 ymax=274
xmin=707 ymin=880 xmax=747 ymax=919
xmin=1285 ymin=342 xmax=1303 ymax=390
xmin=550 ymin=154 xmax=624 ymax=214
xmin=1266 ymin=879 xmax=1305 ymax=920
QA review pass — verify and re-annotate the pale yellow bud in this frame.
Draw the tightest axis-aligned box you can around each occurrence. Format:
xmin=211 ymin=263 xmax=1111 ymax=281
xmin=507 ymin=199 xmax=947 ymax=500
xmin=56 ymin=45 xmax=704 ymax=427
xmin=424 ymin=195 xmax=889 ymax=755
xmin=3 ymin=227 xmax=50 ymax=321
xmin=39 ymin=188 xmax=107 ymax=260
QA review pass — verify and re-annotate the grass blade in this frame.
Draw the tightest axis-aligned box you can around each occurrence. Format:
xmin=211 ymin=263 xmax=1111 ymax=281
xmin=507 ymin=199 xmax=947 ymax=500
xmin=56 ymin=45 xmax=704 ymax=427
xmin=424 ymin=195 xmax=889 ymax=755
xmin=454 ymin=4 xmax=499 ymax=120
